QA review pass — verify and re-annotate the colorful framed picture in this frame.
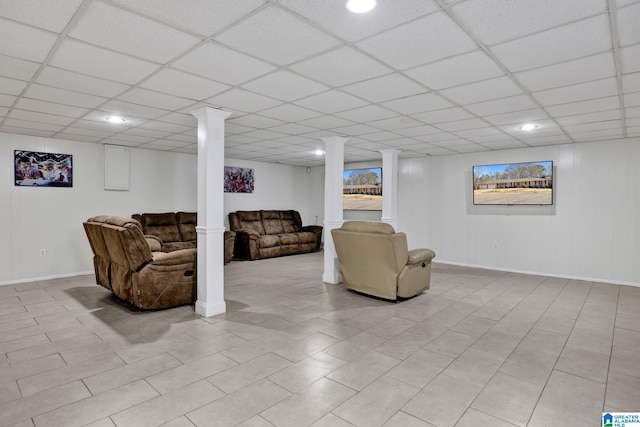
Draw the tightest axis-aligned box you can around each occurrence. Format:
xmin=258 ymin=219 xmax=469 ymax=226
xmin=224 ymin=166 xmax=254 ymax=193
xmin=14 ymin=150 xmax=73 ymax=187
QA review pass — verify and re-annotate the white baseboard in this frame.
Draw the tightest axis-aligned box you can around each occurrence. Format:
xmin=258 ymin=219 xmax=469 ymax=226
xmin=433 ymin=260 xmax=640 ymax=288
xmin=0 ymin=271 xmax=94 ymax=286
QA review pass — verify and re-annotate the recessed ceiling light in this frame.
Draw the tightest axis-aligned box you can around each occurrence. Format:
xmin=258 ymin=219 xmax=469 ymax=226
xmin=346 ymin=0 xmax=377 ymax=13
xmin=519 ymin=123 xmax=538 ymax=131
xmin=105 ymin=116 xmax=126 ymax=124
xmin=313 ymin=149 xmax=325 ymax=156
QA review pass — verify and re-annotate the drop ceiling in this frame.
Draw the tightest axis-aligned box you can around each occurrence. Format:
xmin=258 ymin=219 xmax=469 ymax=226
xmin=1 ymin=0 xmax=638 ymax=166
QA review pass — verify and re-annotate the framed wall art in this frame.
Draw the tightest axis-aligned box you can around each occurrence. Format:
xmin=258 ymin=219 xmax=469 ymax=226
xmin=224 ymin=166 xmax=254 ymax=193
xmin=14 ymin=150 xmax=73 ymax=187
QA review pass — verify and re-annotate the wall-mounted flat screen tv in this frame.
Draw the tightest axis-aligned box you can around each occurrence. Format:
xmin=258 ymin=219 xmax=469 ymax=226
xmin=343 ymin=167 xmax=382 ymax=210
xmin=473 ymin=161 xmax=553 ymax=205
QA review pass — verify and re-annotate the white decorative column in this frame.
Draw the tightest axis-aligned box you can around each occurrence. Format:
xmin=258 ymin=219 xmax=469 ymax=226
xmin=191 ymin=107 xmax=232 ymax=317
xmin=322 ymin=136 xmax=348 ymax=284
xmin=379 ymin=149 xmax=400 ymax=230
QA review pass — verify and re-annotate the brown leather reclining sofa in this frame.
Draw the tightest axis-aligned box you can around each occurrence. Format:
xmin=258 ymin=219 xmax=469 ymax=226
xmin=132 ymin=212 xmax=235 ymax=263
xmin=228 ymin=210 xmax=323 ymax=260
xmin=83 ymin=215 xmax=197 ymax=309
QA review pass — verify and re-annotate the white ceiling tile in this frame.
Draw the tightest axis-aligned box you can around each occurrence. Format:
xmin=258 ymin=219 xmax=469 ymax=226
xmin=294 ymin=91 xmax=369 ymax=114
xmin=330 ymin=124 xmax=380 ymax=136
xmin=568 ymin=129 xmax=624 ymax=141
xmin=206 ymin=88 xmax=281 ymax=113
xmin=8 ymin=109 xmax=75 ymax=126
xmin=0 ymin=0 xmax=83 ymax=32
xmin=483 ymin=109 xmax=550 ymax=126
xmin=278 ymin=0 xmax=439 ymax=42
xmin=290 ymin=46 xmax=391 ymax=87
xmin=625 ymin=92 xmax=640 ymax=107
xmin=36 ymin=67 xmax=129 ymax=98
xmin=117 ymin=88 xmax=196 ymax=110
xmin=533 ymin=78 xmax=619 ymax=106
xmin=140 ymin=69 xmax=229 ymax=101
xmin=0 ymin=94 xmax=16 ymax=107
xmin=436 ymin=118 xmax=490 ymax=132
xmin=0 ymin=76 xmax=28 ymax=96
xmin=122 ymin=128 xmax=171 ymax=139
xmin=466 ymin=94 xmax=539 ymax=116
xmin=515 ymin=52 xmax=616 ymax=91
xmin=622 ymin=72 xmax=640 ymax=93
xmin=172 ymin=43 xmax=275 ymax=86
xmin=298 ymin=115 xmax=354 ymax=129
xmin=393 ymin=125 xmax=442 ymax=137
xmin=24 ymin=84 xmax=107 ymax=108
xmin=341 ymin=74 xmax=426 ymax=103
xmin=81 ymin=111 xmax=146 ymax=127
xmin=157 ymin=112 xmax=197 ymax=127
xmin=617 ymin=2 xmax=640 ymax=46
xmin=15 ymin=98 xmax=88 ymax=118
xmin=139 ymin=121 xmax=192 ymax=134
xmin=216 ymin=6 xmax=340 ymax=66
xmin=357 ymin=12 xmax=477 ymax=70
xmin=452 ymin=0 xmax=608 ymax=45
xmin=242 ymin=129 xmax=288 ymax=140
xmin=0 ymin=55 xmax=40 ymax=81
xmin=228 ymin=114 xmax=285 ymax=129
xmin=556 ymin=109 xmax=621 ymax=126
xmin=258 ymin=104 xmax=321 ymax=122
xmin=49 ymin=39 xmax=157 ymax=84
xmin=477 ymin=140 xmax=527 ymax=150
xmin=411 ymin=107 xmax=475 ymax=124
xmin=439 ymin=76 xmax=523 ymax=105
xmin=69 ymin=1 xmax=200 ymax=63
xmin=406 ymin=51 xmax=504 ymax=90
xmin=99 ymin=100 xmax=169 ymax=119
xmin=490 ymin=15 xmax=612 ymax=72
xmin=453 ymin=127 xmax=506 ymax=139
xmin=360 ymin=131 xmax=404 ymax=141
xmin=368 ymin=117 xmax=422 ymax=130
xmin=621 ymin=44 xmax=640 ymax=74
xmin=110 ymin=0 xmax=266 ymax=37
xmin=335 ymin=105 xmax=398 ymax=122
xmin=563 ymin=120 xmax=623 ymax=134
xmin=55 ymin=133 xmax=102 ymax=143
xmin=381 ymin=93 xmax=454 ymax=115
xmin=545 ymin=96 xmax=621 ymax=117
xmin=0 ymin=18 xmax=57 ymax=62
xmin=3 ymin=119 xmax=62 ymax=132
xmin=242 ymin=71 xmax=328 ymax=102
xmin=268 ymin=123 xmax=318 ymax=135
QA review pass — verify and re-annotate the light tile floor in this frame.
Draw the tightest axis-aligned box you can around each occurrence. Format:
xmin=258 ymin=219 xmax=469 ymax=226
xmin=1 ymin=251 xmax=639 ymax=426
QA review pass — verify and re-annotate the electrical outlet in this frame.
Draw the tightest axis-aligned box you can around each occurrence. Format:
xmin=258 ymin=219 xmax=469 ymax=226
xmin=40 ymin=249 xmax=46 ymax=257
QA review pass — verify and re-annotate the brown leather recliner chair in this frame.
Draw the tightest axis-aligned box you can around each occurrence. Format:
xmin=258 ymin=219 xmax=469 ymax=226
xmin=331 ymin=221 xmax=436 ymax=301
xmin=83 ymin=216 xmax=197 ymax=309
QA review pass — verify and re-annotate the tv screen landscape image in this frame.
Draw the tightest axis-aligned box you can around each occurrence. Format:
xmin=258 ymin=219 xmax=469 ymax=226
xmin=473 ymin=161 xmax=553 ymax=205
xmin=343 ymin=167 xmax=382 ymax=210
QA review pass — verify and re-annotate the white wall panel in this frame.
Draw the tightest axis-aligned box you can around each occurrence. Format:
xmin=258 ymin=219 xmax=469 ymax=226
xmin=398 ymin=138 xmax=640 ymax=286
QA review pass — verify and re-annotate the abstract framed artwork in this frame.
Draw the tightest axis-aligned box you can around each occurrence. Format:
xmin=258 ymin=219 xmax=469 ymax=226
xmin=224 ymin=166 xmax=254 ymax=193
xmin=14 ymin=150 xmax=73 ymax=187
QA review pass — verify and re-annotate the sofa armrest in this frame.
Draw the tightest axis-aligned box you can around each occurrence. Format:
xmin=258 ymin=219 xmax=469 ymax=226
xmin=407 ymin=248 xmax=436 ymax=265
xmin=234 ymin=228 xmax=261 ymax=239
xmin=145 ymin=235 xmax=162 ymax=252
xmin=151 ymin=248 xmax=197 ymax=266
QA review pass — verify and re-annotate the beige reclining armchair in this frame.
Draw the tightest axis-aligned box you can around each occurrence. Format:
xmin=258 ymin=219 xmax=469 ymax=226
xmin=83 ymin=216 xmax=197 ymax=309
xmin=331 ymin=221 xmax=436 ymax=301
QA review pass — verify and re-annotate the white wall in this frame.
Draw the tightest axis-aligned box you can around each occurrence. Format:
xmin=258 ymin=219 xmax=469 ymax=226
xmin=1 ymin=133 xmax=316 ymax=284
xmin=1 ymin=133 xmax=198 ymax=284
xmin=398 ymin=138 xmax=640 ymax=286
xmin=223 ymin=158 xmax=313 ymax=227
